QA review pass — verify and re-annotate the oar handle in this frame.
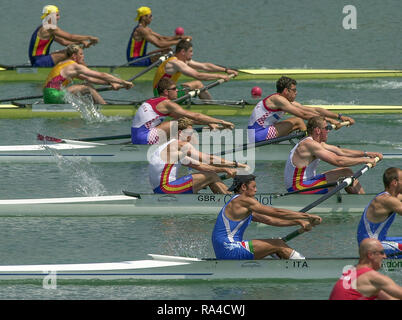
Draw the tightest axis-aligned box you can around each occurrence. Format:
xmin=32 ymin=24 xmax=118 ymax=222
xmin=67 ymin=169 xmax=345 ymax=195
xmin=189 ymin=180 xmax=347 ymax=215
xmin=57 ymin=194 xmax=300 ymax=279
xmin=174 ymin=74 xmax=236 ymax=104
xmin=328 ymin=121 xmax=351 ymax=130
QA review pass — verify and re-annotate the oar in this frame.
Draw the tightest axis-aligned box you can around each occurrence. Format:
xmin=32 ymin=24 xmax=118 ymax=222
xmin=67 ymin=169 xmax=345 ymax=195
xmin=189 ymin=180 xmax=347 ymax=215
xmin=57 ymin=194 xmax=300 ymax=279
xmin=174 ymin=74 xmax=236 ymax=104
xmin=281 ymin=157 xmax=381 ymax=243
xmin=273 ymin=181 xmax=340 ymax=197
xmin=218 ymin=130 xmax=307 ymax=156
xmin=0 ymin=51 xmax=174 ymax=103
xmin=37 ymin=133 xmax=131 ymax=144
xmin=95 ymin=51 xmax=174 ymax=92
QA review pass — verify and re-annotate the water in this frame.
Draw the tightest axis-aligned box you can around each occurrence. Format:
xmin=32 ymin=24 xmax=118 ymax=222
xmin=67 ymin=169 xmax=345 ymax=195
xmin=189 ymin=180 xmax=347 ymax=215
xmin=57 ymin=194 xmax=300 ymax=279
xmin=0 ymin=0 xmax=401 ymax=302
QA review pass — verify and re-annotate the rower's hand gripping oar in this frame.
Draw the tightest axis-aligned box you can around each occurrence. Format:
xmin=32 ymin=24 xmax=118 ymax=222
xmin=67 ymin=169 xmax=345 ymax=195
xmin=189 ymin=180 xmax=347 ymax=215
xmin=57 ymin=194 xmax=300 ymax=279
xmin=174 ymin=74 xmax=236 ymax=104
xmin=281 ymin=157 xmax=381 ymax=243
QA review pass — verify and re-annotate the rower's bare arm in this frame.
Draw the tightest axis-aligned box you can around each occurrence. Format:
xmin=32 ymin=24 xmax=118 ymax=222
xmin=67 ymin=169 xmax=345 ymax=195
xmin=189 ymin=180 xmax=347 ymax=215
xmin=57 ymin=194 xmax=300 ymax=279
xmin=275 ymin=98 xmax=313 ymax=120
xmin=249 ymin=201 xmax=315 ymax=221
xmin=53 ymin=28 xmax=98 ymax=46
xmin=371 ymin=273 xmax=402 ymax=300
xmin=140 ymin=28 xmax=180 ymax=48
xmin=74 ymin=65 xmax=133 ymax=89
xmin=384 ymin=196 xmax=402 ymax=216
xmin=166 ymin=102 xmax=234 ymax=129
xmin=308 ymin=141 xmax=376 ymax=167
xmin=252 ymin=212 xmax=305 ymax=227
xmin=173 ymin=59 xmax=228 ymax=81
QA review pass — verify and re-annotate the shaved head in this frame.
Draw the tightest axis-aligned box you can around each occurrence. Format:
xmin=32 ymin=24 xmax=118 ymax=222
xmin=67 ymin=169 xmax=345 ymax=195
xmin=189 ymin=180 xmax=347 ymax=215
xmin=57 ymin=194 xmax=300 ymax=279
xmin=359 ymin=238 xmax=382 ymax=257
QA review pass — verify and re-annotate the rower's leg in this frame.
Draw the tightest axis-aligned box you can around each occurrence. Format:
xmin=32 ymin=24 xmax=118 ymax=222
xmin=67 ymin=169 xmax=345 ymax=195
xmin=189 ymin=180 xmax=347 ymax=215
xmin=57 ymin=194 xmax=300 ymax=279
xmin=68 ymin=85 xmax=107 ymax=104
xmin=191 ymin=172 xmax=230 ymax=194
xmin=324 ymin=168 xmax=365 ymax=194
xmin=252 ymin=239 xmax=295 ymax=259
xmin=274 ymin=117 xmax=306 ymax=137
xmin=182 ymin=81 xmax=212 ymax=100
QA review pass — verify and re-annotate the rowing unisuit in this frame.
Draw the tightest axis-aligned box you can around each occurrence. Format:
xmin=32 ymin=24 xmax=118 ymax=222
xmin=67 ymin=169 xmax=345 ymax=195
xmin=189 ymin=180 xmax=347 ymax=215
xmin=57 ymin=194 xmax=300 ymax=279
xmin=153 ymin=57 xmax=182 ymax=96
xmin=284 ymin=137 xmax=329 ymax=194
xmin=211 ymin=195 xmax=254 ymax=259
xmin=28 ymin=26 xmax=55 ymax=67
xmin=329 ymin=267 xmax=378 ymax=300
xmin=131 ymin=97 xmax=170 ymax=144
xmin=126 ymin=25 xmax=149 ymax=66
xmin=247 ymin=93 xmax=284 ymax=143
xmin=357 ymin=191 xmax=402 ymax=257
xmin=43 ymin=60 xmax=75 ymax=103
xmin=148 ymin=139 xmax=193 ymax=194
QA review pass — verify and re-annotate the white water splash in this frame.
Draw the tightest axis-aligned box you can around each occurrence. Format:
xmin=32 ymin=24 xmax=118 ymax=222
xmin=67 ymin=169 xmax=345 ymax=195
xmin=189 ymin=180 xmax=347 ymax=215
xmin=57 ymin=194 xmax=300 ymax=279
xmin=63 ymin=91 xmax=123 ymax=123
xmin=43 ymin=145 xmax=107 ymax=197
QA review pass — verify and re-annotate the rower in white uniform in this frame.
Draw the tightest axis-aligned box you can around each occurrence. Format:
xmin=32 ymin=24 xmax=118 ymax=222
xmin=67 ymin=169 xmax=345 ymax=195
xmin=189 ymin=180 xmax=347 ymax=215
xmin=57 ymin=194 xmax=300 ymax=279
xmin=247 ymin=76 xmax=355 ymax=143
xmin=284 ymin=116 xmax=382 ymax=194
xmin=131 ymin=77 xmax=234 ymax=144
xmin=148 ymin=117 xmax=248 ymax=194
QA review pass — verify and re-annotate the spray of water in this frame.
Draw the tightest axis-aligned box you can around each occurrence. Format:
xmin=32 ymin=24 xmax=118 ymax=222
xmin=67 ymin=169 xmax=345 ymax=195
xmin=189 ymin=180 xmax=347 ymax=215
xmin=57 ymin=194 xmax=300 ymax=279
xmin=63 ymin=91 xmax=123 ymax=123
xmin=43 ymin=145 xmax=107 ymax=197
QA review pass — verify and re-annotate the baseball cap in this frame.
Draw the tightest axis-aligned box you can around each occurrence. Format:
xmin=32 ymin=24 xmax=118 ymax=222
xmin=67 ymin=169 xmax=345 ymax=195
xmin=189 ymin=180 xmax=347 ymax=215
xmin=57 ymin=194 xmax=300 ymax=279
xmin=228 ymin=174 xmax=256 ymax=192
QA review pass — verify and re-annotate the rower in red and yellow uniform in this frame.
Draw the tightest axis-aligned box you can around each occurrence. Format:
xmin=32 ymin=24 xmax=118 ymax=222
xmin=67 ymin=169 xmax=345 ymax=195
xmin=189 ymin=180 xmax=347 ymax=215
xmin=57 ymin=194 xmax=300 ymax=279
xmin=148 ymin=117 xmax=244 ymax=194
xmin=152 ymin=39 xmax=238 ymax=100
xmin=43 ymin=44 xmax=133 ymax=104
xmin=29 ymin=5 xmax=99 ymax=67
xmin=126 ymin=6 xmax=191 ymax=66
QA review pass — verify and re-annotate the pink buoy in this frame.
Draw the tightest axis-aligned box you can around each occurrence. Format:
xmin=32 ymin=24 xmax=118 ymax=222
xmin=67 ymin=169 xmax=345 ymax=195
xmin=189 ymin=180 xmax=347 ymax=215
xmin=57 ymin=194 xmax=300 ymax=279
xmin=175 ymin=27 xmax=184 ymax=36
xmin=251 ymin=86 xmax=262 ymax=98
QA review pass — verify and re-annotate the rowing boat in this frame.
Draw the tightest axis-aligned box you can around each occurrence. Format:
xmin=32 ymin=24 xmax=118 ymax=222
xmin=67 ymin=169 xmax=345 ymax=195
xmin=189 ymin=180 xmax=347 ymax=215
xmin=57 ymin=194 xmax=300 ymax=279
xmin=0 ymin=140 xmax=400 ymax=163
xmin=1 ymin=66 xmax=402 ymax=82
xmin=0 ymin=192 xmax=384 ymax=216
xmin=0 ymin=103 xmax=401 ymax=119
xmin=0 ymin=254 xmax=400 ymax=281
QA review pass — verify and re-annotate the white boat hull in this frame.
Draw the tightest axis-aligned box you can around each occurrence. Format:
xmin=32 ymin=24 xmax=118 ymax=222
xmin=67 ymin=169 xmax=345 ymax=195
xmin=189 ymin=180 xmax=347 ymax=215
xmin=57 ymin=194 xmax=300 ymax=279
xmin=0 ymin=142 xmax=400 ymax=163
xmin=0 ymin=254 xmax=400 ymax=281
xmin=0 ymin=193 xmax=379 ymax=216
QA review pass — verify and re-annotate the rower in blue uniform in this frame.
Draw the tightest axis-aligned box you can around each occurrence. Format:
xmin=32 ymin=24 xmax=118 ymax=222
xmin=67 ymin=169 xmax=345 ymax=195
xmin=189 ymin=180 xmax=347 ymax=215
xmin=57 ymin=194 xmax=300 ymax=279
xmin=357 ymin=167 xmax=402 ymax=258
xmin=211 ymin=174 xmax=322 ymax=260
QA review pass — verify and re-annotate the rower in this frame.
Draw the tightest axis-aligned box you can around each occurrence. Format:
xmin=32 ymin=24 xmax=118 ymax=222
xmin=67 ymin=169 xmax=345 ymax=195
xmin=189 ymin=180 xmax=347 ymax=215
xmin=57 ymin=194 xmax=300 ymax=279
xmin=131 ymin=78 xmax=234 ymax=144
xmin=211 ymin=174 xmax=322 ymax=259
xmin=329 ymin=238 xmax=402 ymax=300
xmin=152 ymin=39 xmax=238 ymax=100
xmin=357 ymin=167 xmax=402 ymax=257
xmin=127 ymin=6 xmax=192 ymax=66
xmin=284 ymin=116 xmax=382 ymax=194
xmin=43 ymin=44 xmax=133 ymax=104
xmin=247 ymin=76 xmax=355 ymax=143
xmin=29 ymin=5 xmax=99 ymax=67
xmin=148 ymin=117 xmax=247 ymax=194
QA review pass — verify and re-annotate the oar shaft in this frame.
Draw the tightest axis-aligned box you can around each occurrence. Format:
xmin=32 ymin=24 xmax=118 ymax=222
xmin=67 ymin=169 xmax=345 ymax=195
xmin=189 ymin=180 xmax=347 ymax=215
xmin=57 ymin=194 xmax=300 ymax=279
xmin=174 ymin=74 xmax=236 ymax=104
xmin=97 ymin=51 xmax=174 ymax=92
xmin=218 ymin=131 xmax=306 ymax=156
